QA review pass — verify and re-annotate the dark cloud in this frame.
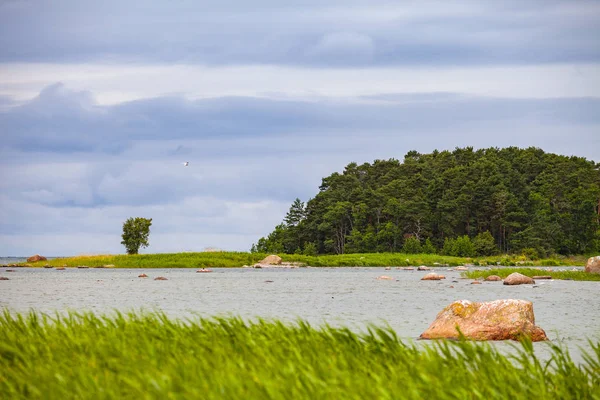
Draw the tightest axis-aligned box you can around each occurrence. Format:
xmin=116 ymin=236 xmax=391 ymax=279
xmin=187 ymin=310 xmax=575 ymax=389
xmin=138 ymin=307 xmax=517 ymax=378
xmin=2 ymin=84 xmax=599 ymax=155
xmin=0 ymin=1 xmax=598 ymax=66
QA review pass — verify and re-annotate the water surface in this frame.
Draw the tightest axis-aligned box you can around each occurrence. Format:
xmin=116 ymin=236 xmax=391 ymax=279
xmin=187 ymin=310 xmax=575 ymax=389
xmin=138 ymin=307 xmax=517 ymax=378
xmin=1 ymin=266 xmax=597 ymax=361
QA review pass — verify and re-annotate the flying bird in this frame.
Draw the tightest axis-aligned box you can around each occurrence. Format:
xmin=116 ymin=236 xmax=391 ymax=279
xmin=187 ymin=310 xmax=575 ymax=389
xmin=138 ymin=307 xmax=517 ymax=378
xmin=183 ymin=162 xmax=189 ymax=167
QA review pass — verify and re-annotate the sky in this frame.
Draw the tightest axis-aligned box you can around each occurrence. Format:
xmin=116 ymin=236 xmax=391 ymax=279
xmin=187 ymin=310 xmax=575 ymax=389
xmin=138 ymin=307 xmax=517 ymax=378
xmin=1 ymin=0 xmax=599 ymax=256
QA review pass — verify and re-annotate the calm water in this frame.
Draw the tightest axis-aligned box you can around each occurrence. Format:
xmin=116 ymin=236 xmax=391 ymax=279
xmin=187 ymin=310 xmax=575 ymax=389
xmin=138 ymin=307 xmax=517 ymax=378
xmin=1 ymin=266 xmax=598 ymax=361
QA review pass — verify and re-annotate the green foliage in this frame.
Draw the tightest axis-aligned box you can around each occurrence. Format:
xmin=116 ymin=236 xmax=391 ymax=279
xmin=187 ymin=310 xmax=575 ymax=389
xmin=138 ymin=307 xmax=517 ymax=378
xmin=402 ymin=237 xmax=422 ymax=254
xmin=443 ymin=236 xmax=475 ymax=257
xmin=422 ymin=238 xmax=437 ymax=254
xmin=120 ymin=217 xmax=152 ymax=255
xmin=473 ymin=231 xmax=499 ymax=256
xmin=452 ymin=235 xmax=476 ymax=257
xmin=257 ymin=147 xmax=600 ymax=256
xmin=302 ymin=242 xmax=318 ymax=256
xmin=521 ymin=247 xmax=540 ymax=260
xmin=1 ymin=311 xmax=599 ymax=399
xmin=284 ymin=198 xmax=306 ymax=227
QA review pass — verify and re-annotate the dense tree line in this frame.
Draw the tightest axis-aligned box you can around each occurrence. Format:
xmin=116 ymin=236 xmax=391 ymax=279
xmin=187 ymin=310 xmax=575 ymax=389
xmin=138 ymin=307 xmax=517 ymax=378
xmin=253 ymin=147 xmax=600 ymax=257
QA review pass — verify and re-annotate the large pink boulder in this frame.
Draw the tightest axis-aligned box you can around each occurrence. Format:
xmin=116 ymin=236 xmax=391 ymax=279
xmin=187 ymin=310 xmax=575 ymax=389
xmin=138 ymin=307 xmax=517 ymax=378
xmin=420 ymin=299 xmax=547 ymax=341
xmin=27 ymin=254 xmax=47 ymax=263
xmin=585 ymin=256 xmax=600 ymax=274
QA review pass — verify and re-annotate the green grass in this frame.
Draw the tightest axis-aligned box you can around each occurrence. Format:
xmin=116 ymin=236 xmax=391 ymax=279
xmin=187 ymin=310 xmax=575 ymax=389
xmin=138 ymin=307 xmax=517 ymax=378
xmin=16 ymin=251 xmax=589 ymax=268
xmin=463 ymin=268 xmax=600 ymax=281
xmin=0 ymin=311 xmax=598 ymax=399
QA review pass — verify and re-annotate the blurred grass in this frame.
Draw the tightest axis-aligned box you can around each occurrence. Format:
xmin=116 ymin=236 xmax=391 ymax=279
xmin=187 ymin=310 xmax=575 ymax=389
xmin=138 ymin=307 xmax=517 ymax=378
xmin=16 ymin=251 xmax=589 ymax=268
xmin=463 ymin=267 xmax=600 ymax=281
xmin=0 ymin=310 xmax=598 ymax=399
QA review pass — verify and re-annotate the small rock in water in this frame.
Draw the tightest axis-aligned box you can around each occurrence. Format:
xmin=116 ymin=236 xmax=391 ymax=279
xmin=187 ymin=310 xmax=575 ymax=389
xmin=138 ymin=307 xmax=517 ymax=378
xmin=376 ymin=275 xmax=394 ymax=280
xmin=532 ymin=276 xmax=552 ymax=280
xmin=421 ymin=273 xmax=445 ymax=281
xmin=138 ymin=274 xmax=148 ymax=278
xmin=485 ymin=275 xmax=502 ymax=282
xmin=196 ymin=269 xmax=213 ymax=273
xmin=265 ymin=280 xmax=274 ymax=283
xmin=0 ymin=277 xmax=9 ymax=280
xmin=154 ymin=276 xmax=168 ymax=280
xmin=471 ymin=281 xmax=482 ymax=285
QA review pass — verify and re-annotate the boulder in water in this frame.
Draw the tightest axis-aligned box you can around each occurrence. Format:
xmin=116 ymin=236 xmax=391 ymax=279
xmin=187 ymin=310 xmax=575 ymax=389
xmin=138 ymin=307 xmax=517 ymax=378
xmin=421 ymin=273 xmax=445 ymax=281
xmin=27 ymin=255 xmax=47 ymax=263
xmin=585 ymin=256 xmax=600 ymax=274
xmin=503 ymin=272 xmax=535 ymax=285
xmin=420 ymin=299 xmax=547 ymax=341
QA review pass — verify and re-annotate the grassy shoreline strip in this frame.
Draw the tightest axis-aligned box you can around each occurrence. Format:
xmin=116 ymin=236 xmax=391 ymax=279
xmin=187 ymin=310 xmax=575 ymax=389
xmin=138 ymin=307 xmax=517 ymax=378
xmin=463 ymin=268 xmax=600 ymax=281
xmin=14 ymin=251 xmax=589 ymax=268
xmin=1 ymin=311 xmax=599 ymax=399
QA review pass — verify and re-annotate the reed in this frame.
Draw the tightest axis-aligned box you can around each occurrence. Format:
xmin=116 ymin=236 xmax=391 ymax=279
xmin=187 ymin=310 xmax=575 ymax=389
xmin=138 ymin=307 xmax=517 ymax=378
xmin=0 ymin=311 xmax=598 ymax=399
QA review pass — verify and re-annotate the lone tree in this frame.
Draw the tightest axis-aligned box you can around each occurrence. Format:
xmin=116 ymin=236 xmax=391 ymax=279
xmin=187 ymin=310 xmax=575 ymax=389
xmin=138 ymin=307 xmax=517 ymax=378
xmin=121 ymin=217 xmax=153 ymax=255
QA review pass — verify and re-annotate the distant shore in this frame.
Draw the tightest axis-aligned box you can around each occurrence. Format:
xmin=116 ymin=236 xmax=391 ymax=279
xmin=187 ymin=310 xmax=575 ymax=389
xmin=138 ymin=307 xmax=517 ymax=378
xmin=8 ymin=251 xmax=590 ymax=269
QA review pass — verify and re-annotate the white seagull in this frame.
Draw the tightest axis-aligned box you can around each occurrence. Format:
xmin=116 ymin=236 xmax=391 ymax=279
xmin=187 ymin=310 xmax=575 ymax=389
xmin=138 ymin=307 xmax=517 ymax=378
xmin=183 ymin=162 xmax=189 ymax=167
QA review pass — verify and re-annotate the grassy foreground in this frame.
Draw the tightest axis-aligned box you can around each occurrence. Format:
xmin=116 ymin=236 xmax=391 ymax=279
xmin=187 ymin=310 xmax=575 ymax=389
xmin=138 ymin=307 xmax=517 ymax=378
xmin=1 ymin=311 xmax=599 ymax=399
xmin=463 ymin=268 xmax=600 ymax=282
xmin=18 ymin=251 xmax=589 ymax=268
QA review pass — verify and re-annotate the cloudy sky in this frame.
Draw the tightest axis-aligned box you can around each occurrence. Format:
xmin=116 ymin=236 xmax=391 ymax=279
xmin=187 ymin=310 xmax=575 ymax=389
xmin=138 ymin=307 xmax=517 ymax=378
xmin=1 ymin=0 xmax=599 ymax=256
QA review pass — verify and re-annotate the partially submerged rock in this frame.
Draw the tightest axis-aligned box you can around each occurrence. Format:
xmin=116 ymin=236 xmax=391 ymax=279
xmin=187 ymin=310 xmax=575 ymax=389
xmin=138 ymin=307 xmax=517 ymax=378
xmin=421 ymin=273 xmax=445 ymax=281
xmin=154 ymin=276 xmax=168 ymax=281
xmin=0 ymin=277 xmax=9 ymax=280
xmin=196 ymin=269 xmax=213 ymax=273
xmin=376 ymin=275 xmax=394 ymax=280
xmin=532 ymin=276 xmax=552 ymax=280
xmin=417 ymin=266 xmax=431 ymax=271
xmin=420 ymin=299 xmax=547 ymax=341
xmin=585 ymin=256 xmax=600 ymax=274
xmin=454 ymin=266 xmax=468 ymax=271
xmin=138 ymin=273 xmax=148 ymax=278
xmin=503 ymin=272 xmax=535 ymax=285
xmin=484 ymin=275 xmax=502 ymax=281
xmin=27 ymin=254 xmax=47 ymax=263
